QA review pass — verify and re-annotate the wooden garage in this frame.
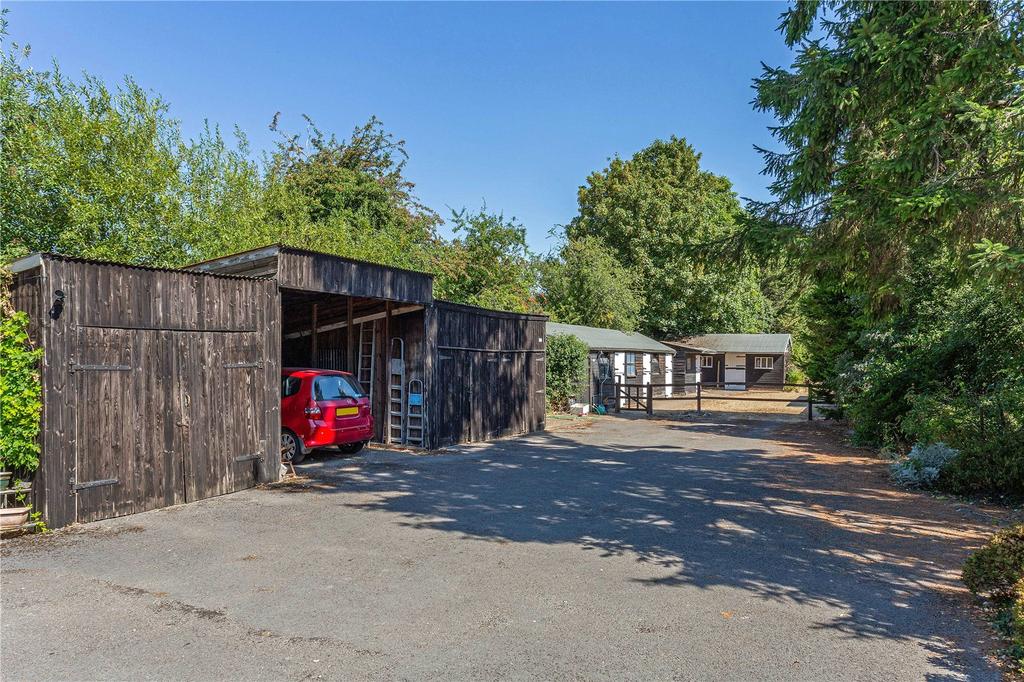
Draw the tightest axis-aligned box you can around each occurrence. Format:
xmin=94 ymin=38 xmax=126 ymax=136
xmin=8 ymin=254 xmax=280 ymax=528
xmin=7 ymin=246 xmax=546 ymax=528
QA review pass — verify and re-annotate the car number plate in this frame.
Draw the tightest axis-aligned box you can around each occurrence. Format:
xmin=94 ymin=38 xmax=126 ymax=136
xmin=336 ymin=406 xmax=359 ymax=417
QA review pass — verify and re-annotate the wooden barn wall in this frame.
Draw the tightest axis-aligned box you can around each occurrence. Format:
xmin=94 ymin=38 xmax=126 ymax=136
xmin=745 ymin=352 xmax=787 ymax=387
xmin=29 ymin=258 xmax=279 ymax=529
xmin=276 ymin=249 xmax=433 ymax=304
xmin=428 ymin=302 xmax=546 ymax=448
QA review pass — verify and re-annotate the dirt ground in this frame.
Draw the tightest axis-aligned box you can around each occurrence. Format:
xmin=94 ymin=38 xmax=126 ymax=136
xmin=653 ymin=388 xmax=814 ymax=416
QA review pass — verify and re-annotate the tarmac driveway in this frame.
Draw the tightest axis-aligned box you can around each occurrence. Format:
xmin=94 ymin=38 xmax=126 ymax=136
xmin=0 ymin=415 xmax=1003 ymax=680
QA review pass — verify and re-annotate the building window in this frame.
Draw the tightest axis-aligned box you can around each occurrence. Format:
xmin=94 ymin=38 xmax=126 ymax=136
xmin=701 ymin=355 xmax=714 ymax=368
xmin=625 ymin=352 xmax=637 ymax=378
xmin=754 ymin=356 xmax=774 ymax=370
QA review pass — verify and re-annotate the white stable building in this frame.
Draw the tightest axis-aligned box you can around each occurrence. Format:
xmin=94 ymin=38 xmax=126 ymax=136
xmin=546 ymin=322 xmax=675 ymax=407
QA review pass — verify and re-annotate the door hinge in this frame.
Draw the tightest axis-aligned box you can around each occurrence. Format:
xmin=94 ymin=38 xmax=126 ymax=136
xmin=224 ymin=361 xmax=263 ymax=369
xmin=233 ymin=453 xmax=263 ymax=463
xmin=72 ymin=478 xmax=119 ymax=491
xmin=69 ymin=361 xmax=131 ymax=374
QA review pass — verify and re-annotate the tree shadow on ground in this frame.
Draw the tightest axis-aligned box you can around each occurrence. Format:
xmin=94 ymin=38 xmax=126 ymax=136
xmin=296 ymin=413 xmax=999 ymax=680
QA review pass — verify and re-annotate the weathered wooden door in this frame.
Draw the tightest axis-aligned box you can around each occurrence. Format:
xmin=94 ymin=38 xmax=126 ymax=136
xmin=175 ymin=331 xmax=265 ymax=502
xmin=74 ymin=328 xmax=266 ymax=523
xmin=74 ymin=327 xmax=184 ymax=523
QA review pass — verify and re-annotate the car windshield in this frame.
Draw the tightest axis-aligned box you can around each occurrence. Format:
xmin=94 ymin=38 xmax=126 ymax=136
xmin=313 ymin=374 xmax=364 ymax=401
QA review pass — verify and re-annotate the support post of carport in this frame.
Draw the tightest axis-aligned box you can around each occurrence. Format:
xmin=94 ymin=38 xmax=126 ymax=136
xmin=310 ymin=303 xmax=318 ymax=366
xmin=345 ymin=297 xmax=354 ymax=372
xmin=382 ymin=301 xmax=392 ymax=444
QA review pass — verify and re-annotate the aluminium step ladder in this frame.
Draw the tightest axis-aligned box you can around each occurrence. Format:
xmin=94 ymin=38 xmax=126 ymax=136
xmin=405 ymin=379 xmax=425 ymax=446
xmin=357 ymin=321 xmax=376 ymax=404
xmin=388 ymin=338 xmax=406 ymax=444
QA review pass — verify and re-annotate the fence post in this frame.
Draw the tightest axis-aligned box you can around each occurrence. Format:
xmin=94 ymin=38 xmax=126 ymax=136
xmin=696 ymin=382 xmax=702 ymax=412
xmin=614 ymin=383 xmax=621 ymax=413
xmin=807 ymin=385 xmax=814 ymax=421
xmin=646 ymin=384 xmax=654 ymax=416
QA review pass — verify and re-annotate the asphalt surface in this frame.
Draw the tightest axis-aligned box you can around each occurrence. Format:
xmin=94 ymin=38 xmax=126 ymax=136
xmin=1 ymin=415 xmax=1002 ymax=681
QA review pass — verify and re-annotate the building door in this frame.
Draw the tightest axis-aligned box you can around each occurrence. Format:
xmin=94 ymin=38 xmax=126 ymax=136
xmin=73 ymin=327 xmax=266 ymax=523
xmin=724 ymin=353 xmax=747 ymax=390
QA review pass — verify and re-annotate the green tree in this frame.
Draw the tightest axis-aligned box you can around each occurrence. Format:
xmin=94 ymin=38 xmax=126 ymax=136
xmin=752 ymin=0 xmax=1024 ymax=303
xmin=433 ymin=207 xmax=537 ymax=312
xmin=751 ymin=1 xmax=1024 ymax=494
xmin=264 ymin=115 xmax=440 ymax=261
xmin=540 ymin=236 xmax=641 ymax=331
xmin=545 ymin=333 xmax=590 ymax=412
xmin=566 ymin=137 xmax=772 ymax=337
xmin=0 ymin=39 xmax=186 ymax=265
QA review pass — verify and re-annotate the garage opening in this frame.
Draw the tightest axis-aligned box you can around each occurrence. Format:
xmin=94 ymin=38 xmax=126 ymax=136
xmin=279 ymin=289 xmax=426 ymax=445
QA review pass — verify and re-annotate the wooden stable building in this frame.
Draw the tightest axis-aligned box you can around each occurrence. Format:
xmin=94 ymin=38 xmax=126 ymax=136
xmin=8 ymin=246 xmax=547 ymax=528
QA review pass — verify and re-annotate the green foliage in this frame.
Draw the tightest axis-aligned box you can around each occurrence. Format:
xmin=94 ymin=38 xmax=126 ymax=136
xmin=964 ymin=525 xmax=1024 ymax=598
xmin=566 ymin=136 xmax=773 ymax=337
xmin=965 ymin=525 xmax=1024 ymax=671
xmin=826 ymin=277 xmax=1024 ymax=492
xmin=1011 ymin=578 xmax=1024 ymax=668
xmin=1 ymin=41 xmax=186 ymax=265
xmin=0 ymin=20 xmax=546 ymax=289
xmin=545 ymin=334 xmax=589 ymax=412
xmin=0 ymin=271 xmax=42 ymax=476
xmin=432 ymin=207 xmax=538 ymax=312
xmin=539 ymin=236 xmax=641 ymax=331
xmin=752 ymin=0 xmax=1024 ymax=300
xmin=752 ymin=1 xmax=1024 ymax=497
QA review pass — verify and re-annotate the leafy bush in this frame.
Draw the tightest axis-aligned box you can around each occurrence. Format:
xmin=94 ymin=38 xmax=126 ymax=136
xmin=964 ymin=526 xmax=1024 ymax=671
xmin=1012 ymin=577 xmax=1024 ymax=665
xmin=545 ymin=333 xmax=589 ymax=413
xmin=784 ymin=364 xmax=807 ymax=392
xmin=816 ymin=276 xmax=1024 ymax=495
xmin=0 ymin=271 xmax=43 ymax=476
xmin=888 ymin=442 xmax=960 ymax=489
xmin=963 ymin=525 xmax=1024 ymax=598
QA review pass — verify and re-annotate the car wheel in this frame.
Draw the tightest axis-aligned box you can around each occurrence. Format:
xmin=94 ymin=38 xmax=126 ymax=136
xmin=339 ymin=441 xmax=365 ymax=455
xmin=281 ymin=430 xmax=306 ymax=465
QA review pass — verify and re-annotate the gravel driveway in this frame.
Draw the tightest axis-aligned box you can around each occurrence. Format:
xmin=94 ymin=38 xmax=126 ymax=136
xmin=1 ymin=415 xmax=1002 ymax=680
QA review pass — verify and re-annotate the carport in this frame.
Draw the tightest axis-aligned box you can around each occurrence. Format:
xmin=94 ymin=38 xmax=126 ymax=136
xmin=191 ymin=246 xmax=437 ymax=446
xmin=8 ymin=246 xmax=546 ymax=528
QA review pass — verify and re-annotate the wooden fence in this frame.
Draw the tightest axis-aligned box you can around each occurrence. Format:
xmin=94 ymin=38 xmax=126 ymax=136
xmin=612 ymin=382 xmax=823 ymax=420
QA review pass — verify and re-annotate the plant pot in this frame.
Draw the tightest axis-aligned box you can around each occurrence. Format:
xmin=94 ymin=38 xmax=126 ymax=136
xmin=0 ymin=472 xmax=11 ymax=491
xmin=0 ymin=506 xmax=29 ymax=529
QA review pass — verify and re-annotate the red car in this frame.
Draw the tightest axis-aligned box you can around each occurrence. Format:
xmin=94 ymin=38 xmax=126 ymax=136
xmin=280 ymin=368 xmax=373 ymax=464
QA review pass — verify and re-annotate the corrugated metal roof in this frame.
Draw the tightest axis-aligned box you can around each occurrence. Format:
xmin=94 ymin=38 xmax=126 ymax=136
xmin=665 ymin=333 xmax=792 ymax=354
xmin=546 ymin=322 xmax=674 ymax=353
xmin=4 ymin=252 xmax=267 ymax=280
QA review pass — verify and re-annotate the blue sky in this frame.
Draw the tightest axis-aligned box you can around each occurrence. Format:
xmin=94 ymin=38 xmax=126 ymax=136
xmin=7 ymin=1 xmax=794 ymax=252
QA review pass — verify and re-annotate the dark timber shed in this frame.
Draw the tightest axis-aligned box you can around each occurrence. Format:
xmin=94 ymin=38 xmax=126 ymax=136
xmin=8 ymin=246 xmax=546 ymax=528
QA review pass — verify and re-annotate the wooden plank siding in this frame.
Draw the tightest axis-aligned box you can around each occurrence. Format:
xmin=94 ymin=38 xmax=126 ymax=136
xmin=13 ymin=255 xmax=278 ymax=528
xmin=428 ymin=301 xmax=546 ymax=448
xmin=10 ymin=248 xmax=545 ymax=527
xmin=276 ymin=248 xmax=433 ymax=304
xmin=745 ymin=353 xmax=787 ymax=387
